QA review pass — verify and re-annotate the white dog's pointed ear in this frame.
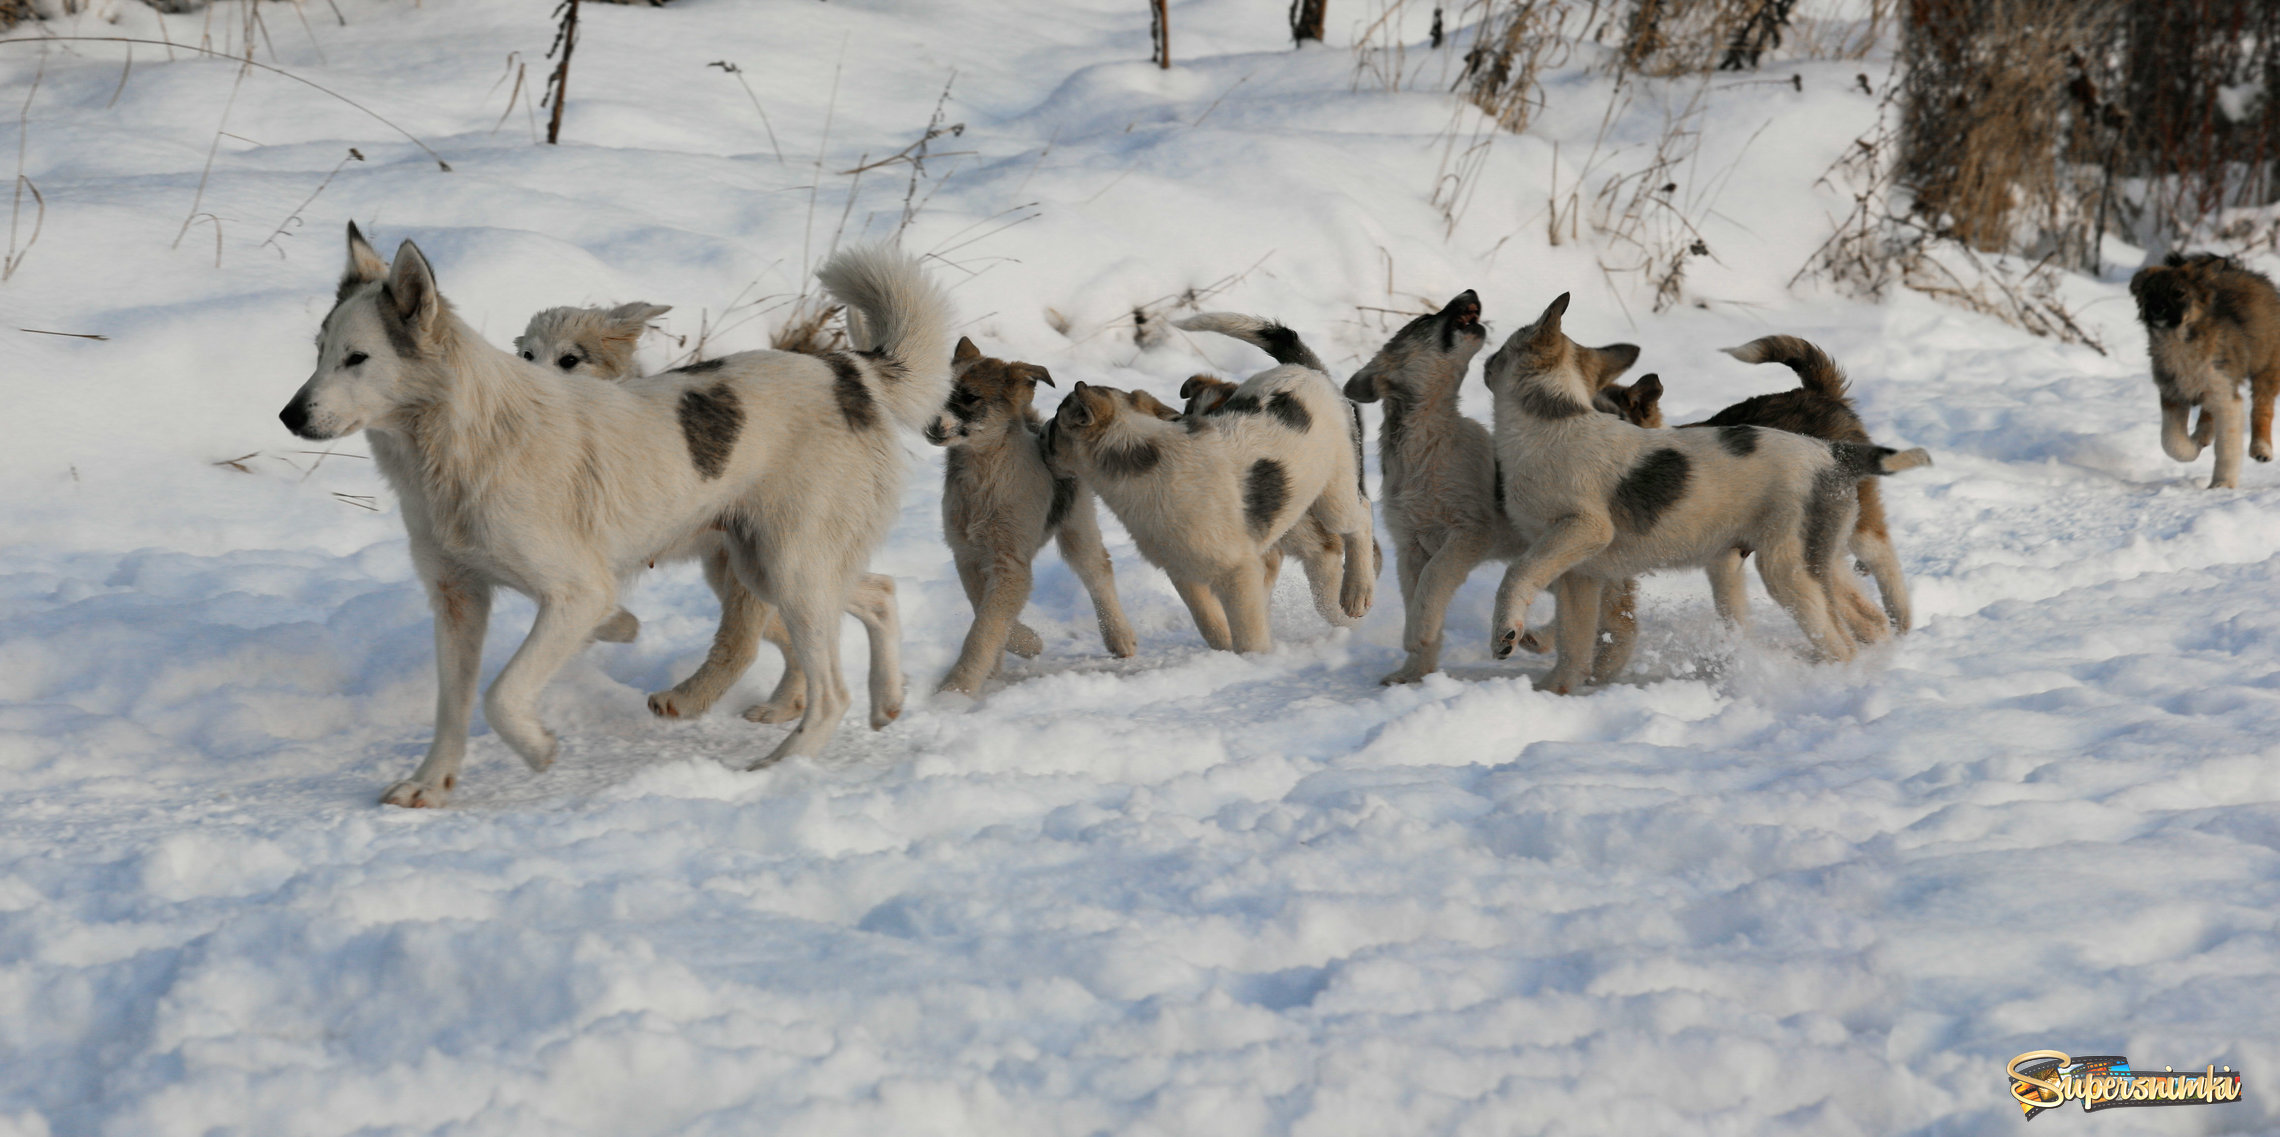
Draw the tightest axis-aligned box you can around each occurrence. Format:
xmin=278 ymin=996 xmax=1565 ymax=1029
xmin=387 ymin=239 xmax=441 ymax=342
xmin=1535 ymin=292 xmax=1570 ymax=336
xmin=341 ymin=221 xmax=388 ymax=298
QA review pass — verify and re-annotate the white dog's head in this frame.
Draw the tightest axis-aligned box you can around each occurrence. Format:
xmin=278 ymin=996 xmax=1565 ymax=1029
xmin=279 ymin=223 xmax=448 ymax=441
xmin=515 ymin=302 xmax=672 ymax=381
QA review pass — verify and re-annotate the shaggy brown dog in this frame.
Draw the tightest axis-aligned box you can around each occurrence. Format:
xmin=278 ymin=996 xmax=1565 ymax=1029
xmin=2130 ymin=252 xmax=2280 ymax=488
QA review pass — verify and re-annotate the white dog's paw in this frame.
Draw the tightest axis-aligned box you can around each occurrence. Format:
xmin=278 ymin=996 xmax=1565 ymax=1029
xmin=1006 ymin=623 xmax=1044 ymax=659
xmin=381 ymin=778 xmax=451 ymax=808
xmin=741 ymin=693 xmax=807 ymax=724
xmin=1379 ymin=664 xmax=1431 ymax=686
xmin=1102 ymin=623 xmax=1137 ymax=659
xmin=1493 ymin=625 xmax=1526 ymax=660
xmin=646 ymin=688 xmax=713 ymax=719
xmin=498 ymin=728 xmax=557 ymax=772
xmin=2256 ymin=438 xmax=2273 ymax=462
xmin=592 ymin=608 xmax=640 ymax=643
xmin=870 ymin=692 xmax=904 ymax=731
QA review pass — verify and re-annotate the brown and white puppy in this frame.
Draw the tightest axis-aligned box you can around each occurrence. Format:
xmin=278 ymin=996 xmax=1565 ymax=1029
xmin=1483 ymin=293 xmax=1930 ymax=694
xmin=1044 ymin=367 xmax=1374 ymax=653
xmin=1642 ymin=337 xmax=1912 ymax=635
xmin=2130 ymin=252 xmax=2280 ymax=488
xmin=1345 ymin=291 xmax=1640 ymax=684
xmin=924 ymin=337 xmax=1136 ymax=694
xmin=516 ymin=302 xmax=904 ymax=727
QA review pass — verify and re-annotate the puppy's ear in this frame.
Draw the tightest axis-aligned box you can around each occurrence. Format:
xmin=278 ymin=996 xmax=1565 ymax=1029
xmin=2128 ymin=266 xmax=2153 ymax=300
xmin=606 ymin=301 xmax=671 ymax=327
xmin=1020 ymin=364 xmax=1056 ymax=388
xmin=1533 ymin=292 xmax=1570 ymax=338
xmin=1343 ymin=372 xmax=1382 ymax=403
xmin=1058 ymin=382 xmax=1097 ymax=429
xmin=1631 ymin=373 xmax=1664 ymax=425
xmin=1179 ymin=375 xmax=1209 ymax=401
xmin=342 ymin=221 xmax=388 ymax=298
xmin=1129 ymin=390 xmax=1180 ymax=421
xmin=387 ymin=240 xmax=442 ymax=343
xmin=1587 ymin=342 xmax=1641 ymax=387
xmin=953 ymin=336 xmax=983 ymax=366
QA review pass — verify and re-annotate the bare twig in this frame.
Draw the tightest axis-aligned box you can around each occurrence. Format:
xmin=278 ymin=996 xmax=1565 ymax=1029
xmin=18 ymin=327 xmax=103 ymax=339
xmin=260 ymin=148 xmax=364 ymax=256
xmin=542 ymin=0 xmax=579 ymax=145
xmin=707 ymin=60 xmax=785 ymax=164
xmin=5 ymin=51 xmax=43 ymax=283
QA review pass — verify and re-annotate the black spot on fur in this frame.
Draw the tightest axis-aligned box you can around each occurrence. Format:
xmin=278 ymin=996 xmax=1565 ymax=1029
xmin=374 ymin=286 xmax=423 ymax=359
xmin=945 ymin=386 xmax=986 ymax=424
xmin=672 ymin=358 xmax=727 ymax=375
xmin=1717 ymin=424 xmax=1759 ymax=456
xmin=1047 ymin=476 xmax=1077 ymax=531
xmin=1096 ymin=439 xmax=1162 ymax=478
xmin=679 ymin=384 xmax=744 ymax=480
xmin=855 ymin=347 xmax=907 ymax=382
xmin=1256 ymin=323 xmax=1308 ymax=367
xmin=1828 ymin=440 xmax=1899 ymax=479
xmin=827 ymin=353 xmax=877 ymax=430
xmin=1267 ymin=390 xmax=1313 ymax=432
xmin=1493 ymin=456 xmax=1506 ymax=515
xmin=1244 ymin=458 xmax=1290 ymax=536
xmin=1517 ymin=383 xmax=1590 ymax=420
xmin=1218 ymin=393 xmax=1263 ymax=416
xmin=1611 ymin=448 xmax=1690 ymax=532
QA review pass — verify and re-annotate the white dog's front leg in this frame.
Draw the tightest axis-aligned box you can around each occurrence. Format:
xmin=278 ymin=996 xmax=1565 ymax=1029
xmin=384 ymin=572 xmax=492 ymax=808
xmin=750 ymin=584 xmax=852 ymax=769
xmin=846 ymin=573 xmax=904 ymax=728
xmin=1491 ymin=514 xmax=1613 ymax=659
xmin=2208 ymin=392 xmax=2246 ymax=488
xmin=1543 ymin=574 xmax=1604 ymax=694
xmin=483 ymin=580 xmax=613 ymax=772
xmin=2161 ymin=397 xmax=2204 ymax=463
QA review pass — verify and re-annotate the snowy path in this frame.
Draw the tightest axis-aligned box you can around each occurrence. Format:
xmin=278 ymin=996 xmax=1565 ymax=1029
xmin=3 ymin=1 xmax=2278 ymax=1134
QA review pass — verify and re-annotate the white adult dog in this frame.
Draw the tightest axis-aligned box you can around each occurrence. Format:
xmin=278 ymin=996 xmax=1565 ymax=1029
xmin=280 ymin=224 xmax=951 ymax=806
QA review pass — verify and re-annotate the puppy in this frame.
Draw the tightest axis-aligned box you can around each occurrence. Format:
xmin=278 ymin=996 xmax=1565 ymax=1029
xmin=282 ymin=227 xmax=950 ymax=805
xmin=926 ymin=337 xmax=1136 ymax=694
xmin=1345 ymin=291 xmax=1640 ymax=684
xmin=1483 ymin=293 xmax=1929 ymax=694
xmin=515 ymin=302 xmax=904 ymax=726
xmin=2129 ymin=252 xmax=2280 ymax=488
xmin=1044 ymin=366 xmax=1374 ymax=653
xmin=1624 ymin=338 xmax=1912 ymax=635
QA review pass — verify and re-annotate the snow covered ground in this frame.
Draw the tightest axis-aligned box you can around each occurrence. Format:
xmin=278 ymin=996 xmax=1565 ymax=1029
xmin=3 ymin=1 xmax=2278 ymax=1134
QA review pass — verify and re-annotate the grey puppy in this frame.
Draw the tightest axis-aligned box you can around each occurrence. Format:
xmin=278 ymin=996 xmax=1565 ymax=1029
xmin=923 ymin=337 xmax=1136 ymax=695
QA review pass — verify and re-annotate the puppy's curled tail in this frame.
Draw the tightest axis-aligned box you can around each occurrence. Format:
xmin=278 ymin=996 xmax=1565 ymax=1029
xmin=1723 ymin=334 xmax=1849 ymax=400
xmin=816 ymin=245 xmax=957 ymax=433
xmin=1831 ymin=441 xmax=1931 ymax=478
xmin=1175 ymin=313 xmax=1328 ymax=374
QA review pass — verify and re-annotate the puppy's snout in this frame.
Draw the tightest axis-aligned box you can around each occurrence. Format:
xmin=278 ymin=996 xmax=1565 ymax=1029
xmin=923 ymin=417 xmax=952 ymax=446
xmin=279 ymin=394 xmax=314 ymax=438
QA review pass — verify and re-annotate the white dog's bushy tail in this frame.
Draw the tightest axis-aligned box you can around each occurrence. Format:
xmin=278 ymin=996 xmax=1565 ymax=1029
xmin=1176 ymin=313 xmax=1329 ymax=374
xmin=1723 ymin=334 xmax=1849 ymax=400
xmin=817 ymin=245 xmax=957 ymax=432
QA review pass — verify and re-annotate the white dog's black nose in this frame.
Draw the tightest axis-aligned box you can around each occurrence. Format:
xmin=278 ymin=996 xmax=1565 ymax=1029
xmin=279 ymin=396 xmax=313 ymax=438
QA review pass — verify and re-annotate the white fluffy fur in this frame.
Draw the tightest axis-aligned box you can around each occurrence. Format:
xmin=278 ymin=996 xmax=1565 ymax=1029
xmin=514 ymin=301 xmax=904 ymax=727
xmin=281 ymin=225 xmax=952 ymax=806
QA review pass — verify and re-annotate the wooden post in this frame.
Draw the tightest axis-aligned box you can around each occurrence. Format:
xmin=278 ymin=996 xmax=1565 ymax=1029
xmin=545 ymin=0 xmax=580 ymax=145
xmin=1289 ymin=0 xmax=1327 ymax=45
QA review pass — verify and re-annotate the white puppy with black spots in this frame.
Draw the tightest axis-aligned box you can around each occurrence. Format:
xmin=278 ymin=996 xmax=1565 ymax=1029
xmin=1043 ymin=363 xmax=1374 ymax=654
xmin=1483 ymin=293 xmax=1929 ymax=694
